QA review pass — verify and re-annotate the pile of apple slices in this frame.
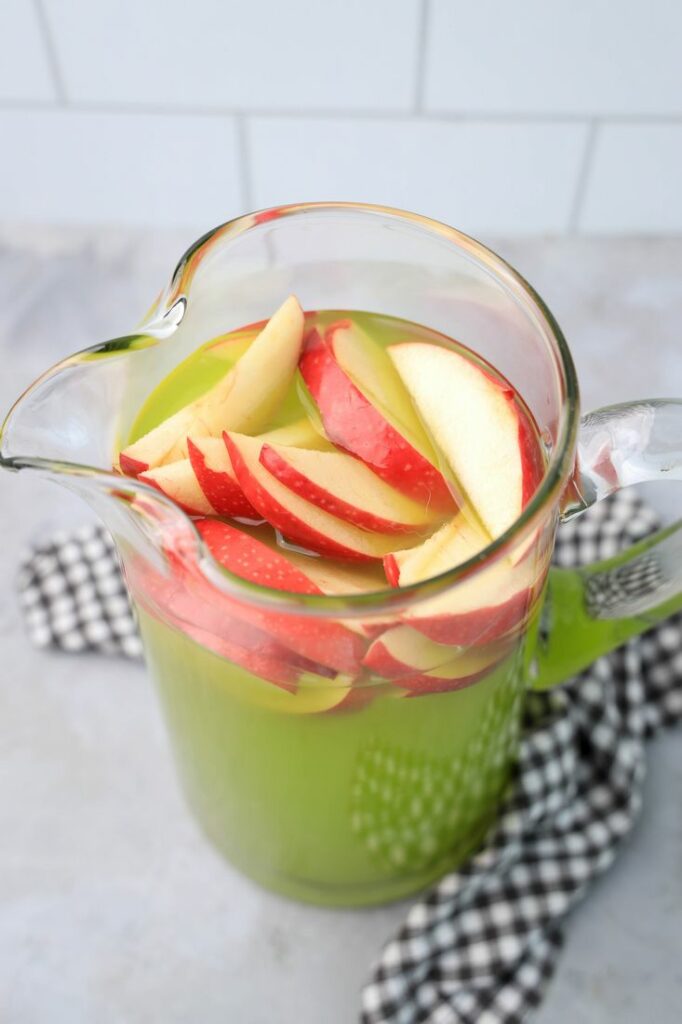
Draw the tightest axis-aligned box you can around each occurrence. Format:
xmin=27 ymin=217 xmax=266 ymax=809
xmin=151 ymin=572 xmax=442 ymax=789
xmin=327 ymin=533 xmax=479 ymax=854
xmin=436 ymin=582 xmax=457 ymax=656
xmin=119 ymin=295 xmax=545 ymax=703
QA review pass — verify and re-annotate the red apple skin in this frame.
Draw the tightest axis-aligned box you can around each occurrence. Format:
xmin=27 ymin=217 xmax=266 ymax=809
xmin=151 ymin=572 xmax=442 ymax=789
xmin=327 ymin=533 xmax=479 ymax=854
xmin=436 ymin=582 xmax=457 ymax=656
xmin=138 ymin=471 xmax=210 ymax=518
xmin=407 ymin=586 xmax=535 ymax=647
xmin=363 ymin=631 xmax=513 ymax=694
xmin=400 ymin=665 xmax=500 ymax=696
xmin=187 ymin=438 xmax=259 ymax=518
xmin=195 ymin=518 xmax=323 ymax=593
xmin=518 ymin=406 xmax=545 ymax=507
xmin=259 ymin=444 xmax=422 ymax=535
xmin=194 ymin=518 xmax=368 ymax=675
xmin=299 ymin=328 xmax=453 ymax=510
xmin=224 ymin=432 xmax=387 ymax=563
xmin=383 ymin=553 xmax=401 ymax=588
xmin=119 ymin=451 xmax=149 ymax=477
xmin=129 ymin=558 xmax=308 ymax=692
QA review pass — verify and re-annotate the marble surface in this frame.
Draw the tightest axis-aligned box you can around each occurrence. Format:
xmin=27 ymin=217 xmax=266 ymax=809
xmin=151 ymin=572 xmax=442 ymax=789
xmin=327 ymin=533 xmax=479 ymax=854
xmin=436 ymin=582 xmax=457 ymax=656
xmin=0 ymin=228 xmax=681 ymax=1024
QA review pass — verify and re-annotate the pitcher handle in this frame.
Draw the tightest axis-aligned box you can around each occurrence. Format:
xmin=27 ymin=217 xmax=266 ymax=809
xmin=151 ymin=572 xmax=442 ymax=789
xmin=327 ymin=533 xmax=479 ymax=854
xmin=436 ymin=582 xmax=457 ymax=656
xmin=532 ymin=399 xmax=682 ymax=690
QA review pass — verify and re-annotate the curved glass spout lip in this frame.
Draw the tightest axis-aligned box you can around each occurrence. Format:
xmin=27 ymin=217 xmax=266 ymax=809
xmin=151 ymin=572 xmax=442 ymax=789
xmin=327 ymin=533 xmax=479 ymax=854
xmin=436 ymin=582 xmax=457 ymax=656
xmin=0 ymin=202 xmax=580 ymax=616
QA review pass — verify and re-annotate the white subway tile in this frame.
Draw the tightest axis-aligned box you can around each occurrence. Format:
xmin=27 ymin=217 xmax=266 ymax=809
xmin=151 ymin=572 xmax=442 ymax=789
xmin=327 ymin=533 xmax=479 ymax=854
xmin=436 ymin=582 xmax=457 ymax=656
xmin=43 ymin=0 xmax=420 ymax=112
xmin=248 ymin=117 xmax=588 ymax=234
xmin=0 ymin=0 xmax=56 ymax=101
xmin=425 ymin=0 xmax=682 ymax=116
xmin=0 ymin=111 xmax=242 ymax=228
xmin=580 ymin=123 xmax=682 ymax=233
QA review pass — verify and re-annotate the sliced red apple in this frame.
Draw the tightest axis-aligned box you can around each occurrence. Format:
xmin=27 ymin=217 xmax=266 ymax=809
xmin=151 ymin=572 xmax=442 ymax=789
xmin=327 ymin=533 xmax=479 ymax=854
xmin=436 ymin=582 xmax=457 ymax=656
xmin=384 ymin=513 xmax=489 ymax=588
xmin=224 ymin=432 xmax=408 ymax=563
xmin=194 ymin=518 xmax=368 ymax=674
xmin=299 ymin=322 xmax=453 ymax=510
xmin=364 ymin=624 xmax=514 ymax=694
xmin=385 ymin=512 xmax=543 ymax=646
xmin=187 ymin=436 xmax=259 ymax=518
xmin=139 ymin=460 xmax=216 ymax=516
xmin=259 ymin=442 xmax=440 ymax=535
xmin=119 ymin=295 xmax=305 ymax=474
xmin=388 ymin=342 xmax=544 ymax=539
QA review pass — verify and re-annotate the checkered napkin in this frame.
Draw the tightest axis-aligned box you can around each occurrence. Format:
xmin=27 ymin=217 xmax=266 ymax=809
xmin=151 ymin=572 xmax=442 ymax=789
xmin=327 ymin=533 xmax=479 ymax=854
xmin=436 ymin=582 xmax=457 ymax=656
xmin=16 ymin=491 xmax=682 ymax=1024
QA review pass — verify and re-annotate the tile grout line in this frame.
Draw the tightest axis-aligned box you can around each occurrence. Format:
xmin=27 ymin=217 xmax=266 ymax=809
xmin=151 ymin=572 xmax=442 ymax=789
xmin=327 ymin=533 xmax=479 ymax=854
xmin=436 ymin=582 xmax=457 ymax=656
xmin=0 ymin=97 xmax=681 ymax=125
xmin=236 ymin=114 xmax=253 ymax=211
xmin=413 ymin=0 xmax=431 ymax=114
xmin=567 ymin=120 xmax=599 ymax=234
xmin=32 ymin=0 xmax=67 ymax=105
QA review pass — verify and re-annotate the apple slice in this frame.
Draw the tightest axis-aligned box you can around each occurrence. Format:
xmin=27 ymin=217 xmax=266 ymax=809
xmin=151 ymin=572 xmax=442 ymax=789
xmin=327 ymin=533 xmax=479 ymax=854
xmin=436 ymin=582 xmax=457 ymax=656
xmin=259 ymin=442 xmax=440 ymax=535
xmin=139 ymin=459 xmax=216 ymax=516
xmin=119 ymin=295 xmax=304 ymax=474
xmin=259 ymin=418 xmax=335 ymax=451
xmin=384 ymin=513 xmax=489 ymax=587
xmin=388 ymin=342 xmax=544 ymax=539
xmin=224 ymin=432 xmax=408 ymax=562
xmin=385 ymin=512 xmax=543 ymax=645
xmin=194 ymin=518 xmax=368 ymax=674
xmin=119 ymin=406 xmax=201 ymax=477
xmin=364 ymin=624 xmax=513 ymax=693
xmin=187 ymin=437 xmax=259 ymax=518
xmin=131 ymin=557 xmax=354 ymax=712
xmin=299 ymin=322 xmax=453 ymax=509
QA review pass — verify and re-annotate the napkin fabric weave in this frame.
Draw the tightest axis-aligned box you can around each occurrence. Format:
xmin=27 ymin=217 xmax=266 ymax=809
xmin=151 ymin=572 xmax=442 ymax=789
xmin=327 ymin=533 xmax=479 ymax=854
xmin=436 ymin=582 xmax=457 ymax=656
xmin=16 ymin=489 xmax=682 ymax=1024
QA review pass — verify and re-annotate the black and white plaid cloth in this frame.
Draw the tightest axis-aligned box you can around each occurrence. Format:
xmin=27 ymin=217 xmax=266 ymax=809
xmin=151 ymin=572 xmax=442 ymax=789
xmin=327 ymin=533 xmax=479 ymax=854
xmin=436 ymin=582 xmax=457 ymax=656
xmin=16 ymin=490 xmax=682 ymax=1024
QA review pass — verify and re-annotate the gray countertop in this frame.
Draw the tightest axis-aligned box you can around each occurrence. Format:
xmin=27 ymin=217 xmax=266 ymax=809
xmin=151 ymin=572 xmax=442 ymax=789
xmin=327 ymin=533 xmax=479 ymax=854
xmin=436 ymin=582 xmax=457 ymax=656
xmin=0 ymin=228 xmax=681 ymax=1023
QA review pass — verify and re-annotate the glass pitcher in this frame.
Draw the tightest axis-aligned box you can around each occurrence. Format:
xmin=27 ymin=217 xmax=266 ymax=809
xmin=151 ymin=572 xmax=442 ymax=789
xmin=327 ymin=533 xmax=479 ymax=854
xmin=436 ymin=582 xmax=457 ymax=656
xmin=2 ymin=204 xmax=681 ymax=907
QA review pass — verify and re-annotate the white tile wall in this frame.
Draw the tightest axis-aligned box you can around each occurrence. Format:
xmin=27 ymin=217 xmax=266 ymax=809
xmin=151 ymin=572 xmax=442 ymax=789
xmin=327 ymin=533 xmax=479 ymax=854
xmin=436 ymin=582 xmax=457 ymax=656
xmin=425 ymin=0 xmax=682 ymax=116
xmin=0 ymin=1 xmax=56 ymax=102
xmin=0 ymin=111 xmax=242 ymax=227
xmin=0 ymin=1 xmax=680 ymax=234
xmin=581 ymin=124 xmax=682 ymax=233
xmin=42 ymin=0 xmax=421 ymax=112
xmin=249 ymin=118 xmax=588 ymax=234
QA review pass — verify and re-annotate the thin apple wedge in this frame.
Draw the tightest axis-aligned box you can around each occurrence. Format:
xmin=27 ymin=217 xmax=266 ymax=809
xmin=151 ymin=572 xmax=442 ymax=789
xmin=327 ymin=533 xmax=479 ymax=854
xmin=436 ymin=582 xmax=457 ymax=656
xmin=259 ymin=442 xmax=441 ymax=535
xmin=388 ymin=342 xmax=544 ymax=539
xmin=119 ymin=406 xmax=204 ymax=477
xmin=119 ymin=295 xmax=305 ymax=474
xmin=194 ymin=518 xmax=368 ymax=674
xmin=224 ymin=432 xmax=409 ymax=562
xmin=139 ymin=460 xmax=216 ymax=516
xmin=385 ymin=512 xmax=542 ymax=646
xmin=364 ymin=624 xmax=513 ymax=694
xmin=187 ymin=437 xmax=259 ymax=518
xmin=384 ymin=514 xmax=489 ymax=587
xmin=299 ymin=322 xmax=454 ymax=510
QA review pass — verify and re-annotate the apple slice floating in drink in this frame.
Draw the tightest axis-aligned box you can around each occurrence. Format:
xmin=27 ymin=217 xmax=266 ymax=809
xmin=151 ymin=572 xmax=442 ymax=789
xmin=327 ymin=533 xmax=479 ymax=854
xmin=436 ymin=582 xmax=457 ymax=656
xmin=119 ymin=295 xmax=305 ymax=474
xmin=139 ymin=459 xmax=216 ymax=516
xmin=388 ymin=341 xmax=544 ymax=538
xmin=299 ymin=321 xmax=454 ymax=510
xmin=187 ymin=437 xmax=259 ymax=518
xmin=194 ymin=518 xmax=368 ymax=674
xmin=225 ymin=432 xmax=408 ymax=562
xmin=364 ymin=624 xmax=513 ymax=694
xmin=385 ymin=513 xmax=542 ymax=646
xmin=259 ymin=442 xmax=441 ymax=535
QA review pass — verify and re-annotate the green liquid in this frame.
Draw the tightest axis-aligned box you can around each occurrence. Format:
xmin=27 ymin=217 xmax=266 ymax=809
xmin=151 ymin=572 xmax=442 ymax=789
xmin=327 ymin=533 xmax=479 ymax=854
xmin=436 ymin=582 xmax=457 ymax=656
xmin=129 ymin=311 xmax=541 ymax=905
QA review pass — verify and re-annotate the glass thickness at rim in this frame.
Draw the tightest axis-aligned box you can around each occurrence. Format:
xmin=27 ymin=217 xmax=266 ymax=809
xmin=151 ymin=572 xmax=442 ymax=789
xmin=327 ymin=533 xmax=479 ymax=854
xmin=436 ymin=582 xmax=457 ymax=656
xmin=0 ymin=202 xmax=581 ymax=615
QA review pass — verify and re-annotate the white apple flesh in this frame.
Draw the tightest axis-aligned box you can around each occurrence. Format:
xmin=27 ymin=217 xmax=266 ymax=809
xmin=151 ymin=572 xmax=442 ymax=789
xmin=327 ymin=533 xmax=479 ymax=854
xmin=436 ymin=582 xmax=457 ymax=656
xmin=119 ymin=295 xmax=305 ymax=474
xmin=388 ymin=342 xmax=544 ymax=539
